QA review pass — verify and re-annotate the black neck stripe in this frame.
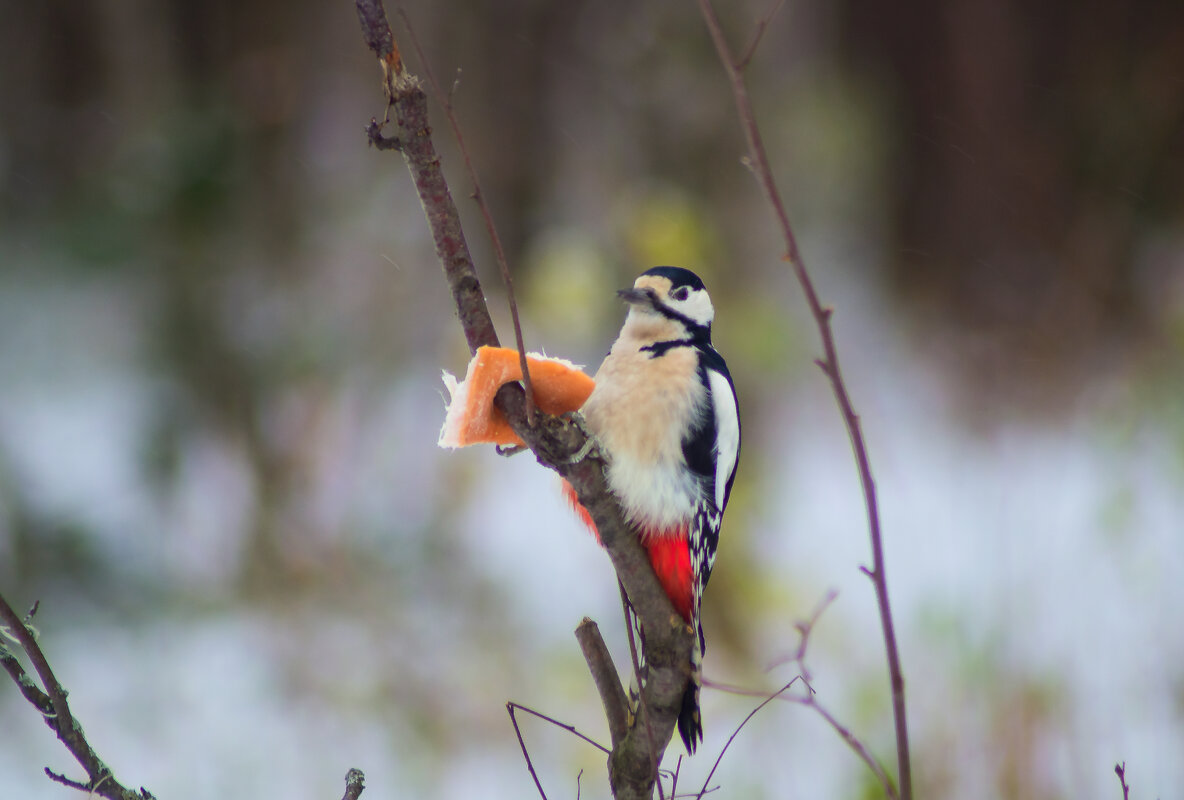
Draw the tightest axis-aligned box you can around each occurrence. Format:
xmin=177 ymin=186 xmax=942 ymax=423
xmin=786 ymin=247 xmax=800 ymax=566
xmin=651 ymin=299 xmax=698 ymax=330
xmin=640 ymin=327 xmax=711 ymax=358
xmin=649 ymin=298 xmax=712 ymax=340
xmin=640 ymin=338 xmax=696 ymax=358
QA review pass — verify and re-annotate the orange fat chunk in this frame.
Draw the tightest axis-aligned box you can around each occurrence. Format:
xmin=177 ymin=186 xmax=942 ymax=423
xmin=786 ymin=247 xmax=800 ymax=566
xmin=438 ymin=346 xmax=596 ymax=448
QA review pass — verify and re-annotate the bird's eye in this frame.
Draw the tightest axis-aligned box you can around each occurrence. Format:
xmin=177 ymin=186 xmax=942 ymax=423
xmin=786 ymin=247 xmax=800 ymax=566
xmin=671 ymin=287 xmax=690 ymax=301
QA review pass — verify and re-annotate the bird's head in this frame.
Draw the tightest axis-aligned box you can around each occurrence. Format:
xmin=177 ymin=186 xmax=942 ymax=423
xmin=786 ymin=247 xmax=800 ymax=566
xmin=617 ymin=266 xmax=715 ymax=339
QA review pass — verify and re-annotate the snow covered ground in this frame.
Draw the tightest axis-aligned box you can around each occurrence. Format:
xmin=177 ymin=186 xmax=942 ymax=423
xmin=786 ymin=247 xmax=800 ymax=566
xmin=1 ymin=266 xmax=1180 ymax=799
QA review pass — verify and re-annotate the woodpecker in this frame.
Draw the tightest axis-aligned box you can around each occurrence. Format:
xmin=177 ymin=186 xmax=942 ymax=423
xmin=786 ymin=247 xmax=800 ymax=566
xmin=567 ymin=265 xmax=740 ymax=754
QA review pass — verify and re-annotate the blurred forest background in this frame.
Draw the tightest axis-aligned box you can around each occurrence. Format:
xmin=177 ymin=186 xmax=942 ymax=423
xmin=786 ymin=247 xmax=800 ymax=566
xmin=1 ymin=0 xmax=1182 ymax=798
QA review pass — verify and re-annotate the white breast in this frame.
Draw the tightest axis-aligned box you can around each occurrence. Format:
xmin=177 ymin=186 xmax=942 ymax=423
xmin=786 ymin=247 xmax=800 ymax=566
xmin=580 ymin=336 xmax=706 ymax=532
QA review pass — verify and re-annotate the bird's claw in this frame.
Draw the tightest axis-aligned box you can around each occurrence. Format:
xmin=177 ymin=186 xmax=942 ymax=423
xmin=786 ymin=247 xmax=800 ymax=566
xmin=560 ymin=412 xmax=600 ymax=464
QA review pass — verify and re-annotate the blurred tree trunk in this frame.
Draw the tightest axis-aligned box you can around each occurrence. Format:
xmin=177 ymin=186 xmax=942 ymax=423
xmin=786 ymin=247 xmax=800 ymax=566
xmin=840 ymin=0 xmax=1184 ymax=400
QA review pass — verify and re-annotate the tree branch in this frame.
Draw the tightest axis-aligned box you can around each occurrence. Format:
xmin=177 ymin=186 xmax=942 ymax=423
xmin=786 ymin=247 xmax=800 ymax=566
xmin=0 ymin=592 xmax=155 ymax=800
xmin=575 ymin=618 xmax=630 ymax=747
xmin=341 ymin=768 xmax=366 ymax=800
xmin=353 ymin=3 xmax=695 ymax=797
xmin=694 ymin=2 xmax=913 ymax=797
xmin=1114 ymin=762 xmax=1130 ymax=800
xmin=506 ymin=699 xmax=616 ymax=798
xmin=507 ymin=701 xmax=612 ymax=756
xmin=395 ymin=6 xmax=538 ymax=426
xmin=736 ymin=0 xmax=787 ymax=71
xmin=507 ymin=703 xmax=551 ymax=799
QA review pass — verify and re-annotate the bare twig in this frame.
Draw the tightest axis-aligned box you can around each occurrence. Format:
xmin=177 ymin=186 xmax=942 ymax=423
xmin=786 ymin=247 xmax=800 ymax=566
xmin=507 ymin=701 xmax=612 ymax=756
xmin=694 ymin=678 xmax=799 ymax=800
xmin=394 ymin=5 xmax=538 ymax=426
xmin=701 ymin=678 xmax=897 ymax=797
xmin=341 ymin=768 xmax=366 ymax=800
xmin=45 ymin=768 xmax=101 ymax=792
xmin=355 ymin=4 xmax=695 ymax=797
xmin=1115 ymin=762 xmax=1130 ymax=800
xmin=694 ymin=3 xmax=912 ymax=797
xmin=807 ymin=694 xmax=897 ymax=797
xmin=0 ymin=640 xmax=54 ymax=716
xmin=736 ymin=0 xmax=787 ymax=70
xmin=357 ymin=1 xmax=498 ymax=354
xmin=0 ymin=592 xmax=155 ymax=800
xmin=505 ymin=702 xmax=632 ymax=800
xmin=764 ymin=589 xmax=837 ymax=678
xmin=508 ymin=703 xmax=550 ymax=799
xmin=620 ymin=583 xmax=644 ymax=700
xmin=701 ymin=592 xmax=898 ymax=799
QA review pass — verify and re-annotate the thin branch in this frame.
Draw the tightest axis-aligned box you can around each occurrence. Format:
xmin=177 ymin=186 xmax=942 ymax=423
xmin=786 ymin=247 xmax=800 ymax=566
xmin=694 ymin=678 xmax=799 ymax=800
xmin=763 ymin=589 xmax=837 ymax=678
xmin=736 ymin=0 xmax=787 ymax=71
xmin=792 ymin=590 xmax=837 ymax=663
xmin=45 ymin=768 xmax=99 ymax=792
xmin=0 ymin=592 xmax=154 ymax=800
xmin=354 ymin=0 xmax=401 ymax=77
xmin=699 ymin=679 xmax=896 ymax=798
xmin=341 ymin=768 xmax=366 ymax=800
xmin=806 ymin=694 xmax=897 ymax=798
xmin=1115 ymin=762 xmax=1130 ymax=800
xmin=0 ymin=640 xmax=54 ymax=716
xmin=507 ymin=701 xmax=612 ymax=756
xmin=694 ymin=3 xmax=912 ymax=798
xmin=507 ymin=703 xmax=550 ymax=800
xmin=701 ymin=592 xmax=898 ymax=800
xmin=620 ymin=582 xmax=643 ymax=696
xmin=394 ymin=5 xmax=537 ymax=426
xmin=357 ymin=1 xmax=498 ymax=354
xmin=0 ymin=596 xmax=72 ymax=735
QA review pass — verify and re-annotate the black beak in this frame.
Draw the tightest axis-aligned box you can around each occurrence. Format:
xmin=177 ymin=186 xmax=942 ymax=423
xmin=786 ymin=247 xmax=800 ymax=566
xmin=617 ymin=287 xmax=654 ymax=307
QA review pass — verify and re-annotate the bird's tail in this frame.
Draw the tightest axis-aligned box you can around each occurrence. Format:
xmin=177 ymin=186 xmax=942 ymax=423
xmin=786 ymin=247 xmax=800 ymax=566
xmin=676 ymin=619 xmax=704 ymax=754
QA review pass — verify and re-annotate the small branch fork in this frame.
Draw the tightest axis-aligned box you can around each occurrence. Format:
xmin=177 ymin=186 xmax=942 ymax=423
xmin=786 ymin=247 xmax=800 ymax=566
xmin=354 ymin=3 xmax=695 ymax=798
xmin=507 ymin=700 xmax=614 ymax=800
xmin=1114 ymin=762 xmax=1130 ymax=800
xmin=693 ymin=1 xmax=913 ymax=798
xmin=1 ymin=591 xmax=368 ymax=800
xmin=0 ymin=591 xmax=155 ymax=800
xmin=704 ymin=592 xmax=898 ymax=800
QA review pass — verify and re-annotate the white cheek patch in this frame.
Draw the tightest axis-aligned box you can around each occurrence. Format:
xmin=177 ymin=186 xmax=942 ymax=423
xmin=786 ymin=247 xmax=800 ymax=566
xmin=682 ymin=290 xmax=715 ymax=327
xmin=707 ymin=369 xmax=740 ymax=511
